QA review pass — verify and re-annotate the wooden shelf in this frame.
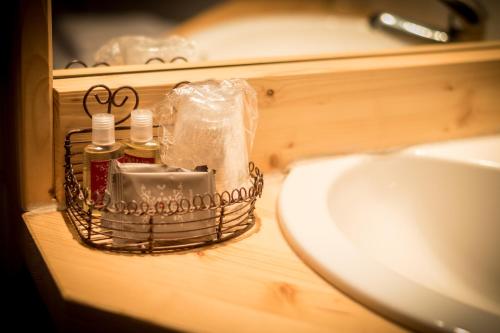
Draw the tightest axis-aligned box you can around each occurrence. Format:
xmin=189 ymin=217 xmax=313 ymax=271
xmin=22 ymin=172 xmax=406 ymax=332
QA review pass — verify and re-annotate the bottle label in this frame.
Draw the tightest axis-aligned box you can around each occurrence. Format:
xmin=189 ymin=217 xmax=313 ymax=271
xmin=119 ymin=154 xmax=155 ymax=164
xmin=90 ymin=159 xmax=110 ymax=204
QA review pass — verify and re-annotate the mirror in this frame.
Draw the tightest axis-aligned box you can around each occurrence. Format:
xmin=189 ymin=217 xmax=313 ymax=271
xmin=53 ymin=0 xmax=500 ymax=71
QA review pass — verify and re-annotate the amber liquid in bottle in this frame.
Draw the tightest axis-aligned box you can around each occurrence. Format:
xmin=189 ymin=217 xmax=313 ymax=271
xmin=121 ymin=109 xmax=160 ymax=164
xmin=122 ymin=140 xmax=160 ymax=163
xmin=82 ymin=113 xmax=123 ymax=206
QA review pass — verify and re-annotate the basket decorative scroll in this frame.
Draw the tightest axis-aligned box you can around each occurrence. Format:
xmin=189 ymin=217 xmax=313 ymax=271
xmin=63 ymin=84 xmax=263 ymax=253
xmin=64 ymin=56 xmax=188 ymax=69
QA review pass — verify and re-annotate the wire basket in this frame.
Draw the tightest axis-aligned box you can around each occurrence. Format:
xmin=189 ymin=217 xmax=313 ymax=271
xmin=63 ymin=127 xmax=263 ymax=253
xmin=63 ymin=83 xmax=263 ymax=253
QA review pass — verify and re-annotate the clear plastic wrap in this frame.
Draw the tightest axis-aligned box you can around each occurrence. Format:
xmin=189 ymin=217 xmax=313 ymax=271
xmin=94 ymin=35 xmax=202 ymax=65
xmin=154 ymin=79 xmax=258 ymax=193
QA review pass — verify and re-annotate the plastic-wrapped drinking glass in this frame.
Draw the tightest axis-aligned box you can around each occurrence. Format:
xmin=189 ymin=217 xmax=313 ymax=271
xmin=94 ymin=35 xmax=202 ymax=65
xmin=154 ymin=79 xmax=258 ymax=193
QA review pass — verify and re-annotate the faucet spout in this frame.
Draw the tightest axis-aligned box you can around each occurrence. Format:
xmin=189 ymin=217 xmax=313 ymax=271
xmin=370 ymin=0 xmax=487 ymax=43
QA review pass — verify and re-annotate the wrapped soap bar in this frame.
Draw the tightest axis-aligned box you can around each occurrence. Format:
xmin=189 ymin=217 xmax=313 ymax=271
xmin=102 ymin=160 xmax=216 ymax=245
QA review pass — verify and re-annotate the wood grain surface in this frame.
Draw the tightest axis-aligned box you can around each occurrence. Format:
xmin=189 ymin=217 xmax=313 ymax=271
xmin=23 ymin=172 xmax=408 ymax=333
xmin=53 ymin=42 xmax=500 ymax=206
xmin=19 ymin=0 xmax=54 ymax=210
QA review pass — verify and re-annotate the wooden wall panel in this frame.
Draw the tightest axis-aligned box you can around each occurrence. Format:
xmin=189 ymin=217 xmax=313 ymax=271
xmin=19 ymin=0 xmax=53 ymax=210
xmin=53 ymin=43 xmax=500 ymax=206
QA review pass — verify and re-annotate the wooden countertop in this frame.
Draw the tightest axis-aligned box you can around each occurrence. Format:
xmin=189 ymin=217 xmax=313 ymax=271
xmin=22 ymin=172 xmax=406 ymax=332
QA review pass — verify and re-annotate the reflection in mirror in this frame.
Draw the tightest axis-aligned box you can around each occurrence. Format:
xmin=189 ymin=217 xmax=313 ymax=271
xmin=52 ymin=0 xmax=221 ymax=69
xmin=53 ymin=0 xmax=500 ymax=70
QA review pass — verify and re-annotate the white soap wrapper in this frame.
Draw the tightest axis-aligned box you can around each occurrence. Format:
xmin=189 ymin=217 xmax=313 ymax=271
xmin=102 ymin=161 xmax=216 ymax=245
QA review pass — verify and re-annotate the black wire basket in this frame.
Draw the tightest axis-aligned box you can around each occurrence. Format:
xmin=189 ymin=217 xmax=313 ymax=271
xmin=62 ymin=84 xmax=263 ymax=253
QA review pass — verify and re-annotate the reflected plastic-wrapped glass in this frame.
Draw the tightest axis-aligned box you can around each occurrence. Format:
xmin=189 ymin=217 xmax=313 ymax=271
xmin=94 ymin=35 xmax=202 ymax=65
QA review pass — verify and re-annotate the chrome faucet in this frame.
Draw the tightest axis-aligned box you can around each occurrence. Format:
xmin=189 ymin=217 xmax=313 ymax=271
xmin=370 ymin=0 xmax=487 ymax=43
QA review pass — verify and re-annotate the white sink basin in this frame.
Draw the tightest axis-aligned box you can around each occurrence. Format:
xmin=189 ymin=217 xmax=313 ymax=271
xmin=279 ymin=135 xmax=500 ymax=333
xmin=187 ymin=14 xmax=418 ymax=61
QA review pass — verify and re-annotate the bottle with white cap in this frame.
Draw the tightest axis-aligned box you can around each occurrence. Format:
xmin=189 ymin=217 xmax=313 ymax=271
xmin=83 ymin=113 xmax=123 ymax=204
xmin=122 ymin=109 xmax=160 ymax=163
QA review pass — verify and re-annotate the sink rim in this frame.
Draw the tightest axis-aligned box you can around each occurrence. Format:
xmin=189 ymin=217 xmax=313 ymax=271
xmin=185 ymin=12 xmax=419 ymax=61
xmin=278 ymin=136 xmax=500 ymax=333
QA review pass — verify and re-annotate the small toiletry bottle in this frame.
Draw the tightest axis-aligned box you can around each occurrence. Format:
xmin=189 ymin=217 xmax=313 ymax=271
xmin=83 ymin=113 xmax=123 ymax=204
xmin=122 ymin=109 xmax=160 ymax=163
